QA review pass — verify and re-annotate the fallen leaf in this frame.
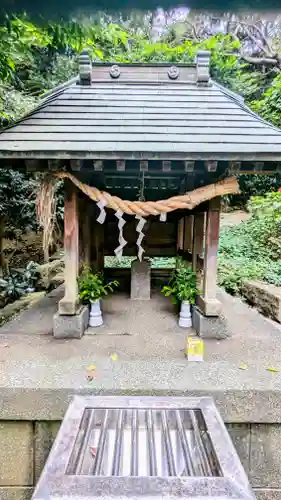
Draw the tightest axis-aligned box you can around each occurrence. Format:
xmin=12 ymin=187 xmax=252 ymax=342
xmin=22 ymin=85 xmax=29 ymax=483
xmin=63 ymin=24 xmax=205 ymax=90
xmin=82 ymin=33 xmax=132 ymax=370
xmin=87 ymin=364 xmax=96 ymax=371
xmin=266 ymin=367 xmax=280 ymax=373
xmin=0 ymin=343 xmax=9 ymax=348
xmin=90 ymin=446 xmax=97 ymax=457
xmin=239 ymin=363 xmax=248 ymax=370
xmin=110 ymin=352 xmax=118 ymax=361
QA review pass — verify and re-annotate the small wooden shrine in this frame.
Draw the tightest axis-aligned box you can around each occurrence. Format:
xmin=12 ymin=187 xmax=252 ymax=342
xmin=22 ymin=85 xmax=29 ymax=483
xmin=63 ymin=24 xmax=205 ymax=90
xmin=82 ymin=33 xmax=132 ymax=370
xmin=1 ymin=50 xmax=281 ymax=337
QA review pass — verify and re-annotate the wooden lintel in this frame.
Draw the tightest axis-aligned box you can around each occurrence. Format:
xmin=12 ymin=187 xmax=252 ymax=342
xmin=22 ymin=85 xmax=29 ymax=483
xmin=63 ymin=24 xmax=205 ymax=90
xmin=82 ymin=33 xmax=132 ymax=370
xmin=116 ymin=160 xmax=125 ymax=171
xmin=70 ymin=159 xmax=82 ymax=171
xmin=241 ymin=170 xmax=276 ymax=175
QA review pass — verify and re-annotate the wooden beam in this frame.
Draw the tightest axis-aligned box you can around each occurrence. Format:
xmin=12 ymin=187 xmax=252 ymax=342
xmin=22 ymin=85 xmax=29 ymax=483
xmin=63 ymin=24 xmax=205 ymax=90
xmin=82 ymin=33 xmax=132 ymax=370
xmin=59 ymin=180 xmax=79 ymax=315
xmin=197 ymin=197 xmax=221 ymax=316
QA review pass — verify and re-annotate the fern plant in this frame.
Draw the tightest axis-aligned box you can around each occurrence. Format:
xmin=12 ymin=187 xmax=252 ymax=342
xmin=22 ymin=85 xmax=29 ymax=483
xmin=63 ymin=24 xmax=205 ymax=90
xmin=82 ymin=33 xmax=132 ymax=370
xmin=78 ymin=265 xmax=119 ymax=304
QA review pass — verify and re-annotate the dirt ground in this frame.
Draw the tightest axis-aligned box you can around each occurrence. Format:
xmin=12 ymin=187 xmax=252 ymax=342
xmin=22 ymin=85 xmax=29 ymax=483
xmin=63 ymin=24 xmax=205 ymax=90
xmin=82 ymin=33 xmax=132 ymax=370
xmin=220 ymin=210 xmax=250 ymax=228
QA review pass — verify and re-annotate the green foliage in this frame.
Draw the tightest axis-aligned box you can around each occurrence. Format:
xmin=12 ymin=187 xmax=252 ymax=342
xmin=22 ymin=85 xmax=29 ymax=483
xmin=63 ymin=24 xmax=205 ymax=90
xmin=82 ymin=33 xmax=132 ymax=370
xmin=78 ymin=264 xmax=119 ymax=303
xmin=23 ymin=261 xmax=40 ymax=290
xmin=251 ymin=72 xmax=281 ymax=127
xmin=0 ymin=260 xmax=40 ymax=305
xmin=0 ymin=169 xmax=38 ymax=235
xmin=218 ymin=192 xmax=281 ymax=294
xmin=0 ymin=14 xmax=281 ymax=237
xmin=162 ymin=258 xmax=198 ymax=304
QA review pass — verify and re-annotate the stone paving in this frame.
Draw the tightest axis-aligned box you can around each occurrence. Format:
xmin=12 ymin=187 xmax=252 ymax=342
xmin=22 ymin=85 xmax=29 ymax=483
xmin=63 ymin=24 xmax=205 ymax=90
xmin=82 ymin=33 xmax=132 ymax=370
xmin=1 ymin=285 xmax=281 ymax=366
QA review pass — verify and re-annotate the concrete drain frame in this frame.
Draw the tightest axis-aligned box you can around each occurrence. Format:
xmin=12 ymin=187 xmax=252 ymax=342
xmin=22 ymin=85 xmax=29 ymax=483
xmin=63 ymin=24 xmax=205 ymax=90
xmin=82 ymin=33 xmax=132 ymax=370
xmin=32 ymin=396 xmax=254 ymax=500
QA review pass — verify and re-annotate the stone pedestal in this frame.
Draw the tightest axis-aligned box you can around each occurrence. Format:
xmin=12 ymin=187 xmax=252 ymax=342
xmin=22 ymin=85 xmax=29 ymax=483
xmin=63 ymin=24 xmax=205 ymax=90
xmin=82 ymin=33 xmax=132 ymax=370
xmin=130 ymin=259 xmax=151 ymax=300
xmin=53 ymin=306 xmax=89 ymax=338
xmin=192 ymin=306 xmax=230 ymax=339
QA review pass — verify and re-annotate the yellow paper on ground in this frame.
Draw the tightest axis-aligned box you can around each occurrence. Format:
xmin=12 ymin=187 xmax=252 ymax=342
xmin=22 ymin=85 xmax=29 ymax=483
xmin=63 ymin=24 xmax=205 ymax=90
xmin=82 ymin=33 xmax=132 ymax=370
xmin=185 ymin=337 xmax=204 ymax=361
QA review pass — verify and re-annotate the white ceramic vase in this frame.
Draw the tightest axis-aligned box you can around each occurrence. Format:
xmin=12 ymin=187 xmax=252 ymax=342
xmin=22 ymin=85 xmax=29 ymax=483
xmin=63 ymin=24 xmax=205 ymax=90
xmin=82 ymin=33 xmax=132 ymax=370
xmin=89 ymin=300 xmax=103 ymax=327
xmin=178 ymin=301 xmax=192 ymax=328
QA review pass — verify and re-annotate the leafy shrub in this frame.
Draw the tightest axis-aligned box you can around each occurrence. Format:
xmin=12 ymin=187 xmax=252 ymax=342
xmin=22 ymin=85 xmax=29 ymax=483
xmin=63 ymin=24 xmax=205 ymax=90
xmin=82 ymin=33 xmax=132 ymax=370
xmin=0 ymin=260 xmax=40 ymax=305
xmin=78 ymin=264 xmax=119 ymax=303
xmin=162 ymin=258 xmax=198 ymax=304
xmin=218 ymin=192 xmax=281 ymax=294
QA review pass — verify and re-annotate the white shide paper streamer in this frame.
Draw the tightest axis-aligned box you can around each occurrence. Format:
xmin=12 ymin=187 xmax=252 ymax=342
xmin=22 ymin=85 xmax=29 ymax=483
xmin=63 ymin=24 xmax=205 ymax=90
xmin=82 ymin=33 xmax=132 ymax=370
xmin=135 ymin=215 xmax=146 ymax=261
xmin=159 ymin=212 xmax=167 ymax=222
xmin=96 ymin=198 xmax=108 ymax=224
xmin=114 ymin=210 xmax=127 ymax=261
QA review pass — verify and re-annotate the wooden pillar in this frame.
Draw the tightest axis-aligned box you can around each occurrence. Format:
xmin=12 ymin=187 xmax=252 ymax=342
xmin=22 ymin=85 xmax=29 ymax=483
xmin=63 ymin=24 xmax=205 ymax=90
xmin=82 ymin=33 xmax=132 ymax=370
xmin=59 ymin=180 xmax=79 ymax=315
xmin=197 ymin=197 xmax=222 ymax=316
xmin=183 ymin=215 xmax=194 ymax=253
xmin=177 ymin=218 xmax=184 ymax=251
xmin=91 ymin=221 xmax=104 ymax=272
xmin=192 ymin=212 xmax=205 ymax=278
xmin=80 ymin=198 xmax=91 ymax=267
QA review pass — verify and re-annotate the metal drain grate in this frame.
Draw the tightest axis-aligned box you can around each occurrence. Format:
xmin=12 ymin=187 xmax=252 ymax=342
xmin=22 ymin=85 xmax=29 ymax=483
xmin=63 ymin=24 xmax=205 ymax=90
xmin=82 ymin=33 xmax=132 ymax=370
xmin=32 ymin=396 xmax=255 ymax=500
xmin=67 ymin=408 xmax=220 ymax=477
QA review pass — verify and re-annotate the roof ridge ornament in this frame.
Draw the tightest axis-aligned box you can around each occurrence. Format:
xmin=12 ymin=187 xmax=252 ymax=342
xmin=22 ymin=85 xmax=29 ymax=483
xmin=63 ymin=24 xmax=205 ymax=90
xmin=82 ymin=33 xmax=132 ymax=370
xmin=168 ymin=65 xmax=179 ymax=80
xmin=196 ymin=50 xmax=211 ymax=86
xmin=79 ymin=48 xmax=92 ymax=86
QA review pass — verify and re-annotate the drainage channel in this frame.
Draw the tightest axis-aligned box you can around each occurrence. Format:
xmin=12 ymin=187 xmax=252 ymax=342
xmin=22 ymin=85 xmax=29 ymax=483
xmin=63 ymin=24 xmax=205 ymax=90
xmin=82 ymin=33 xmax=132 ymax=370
xmin=32 ymin=396 xmax=255 ymax=500
xmin=68 ymin=407 xmax=219 ymax=477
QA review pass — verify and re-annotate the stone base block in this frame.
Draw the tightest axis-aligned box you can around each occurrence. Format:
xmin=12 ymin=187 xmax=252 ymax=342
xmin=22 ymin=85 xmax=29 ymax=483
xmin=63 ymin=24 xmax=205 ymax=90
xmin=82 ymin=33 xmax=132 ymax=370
xmin=58 ymin=297 xmax=79 ymax=315
xmin=130 ymin=259 xmax=151 ymax=300
xmin=53 ymin=306 xmax=89 ymax=338
xmin=192 ymin=306 xmax=230 ymax=339
xmin=197 ymin=295 xmax=222 ymax=316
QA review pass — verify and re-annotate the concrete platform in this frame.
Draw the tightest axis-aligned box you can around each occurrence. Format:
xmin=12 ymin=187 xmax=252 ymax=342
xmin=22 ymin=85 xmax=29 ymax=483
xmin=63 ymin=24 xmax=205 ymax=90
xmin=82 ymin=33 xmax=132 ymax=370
xmin=1 ymin=287 xmax=281 ymax=422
